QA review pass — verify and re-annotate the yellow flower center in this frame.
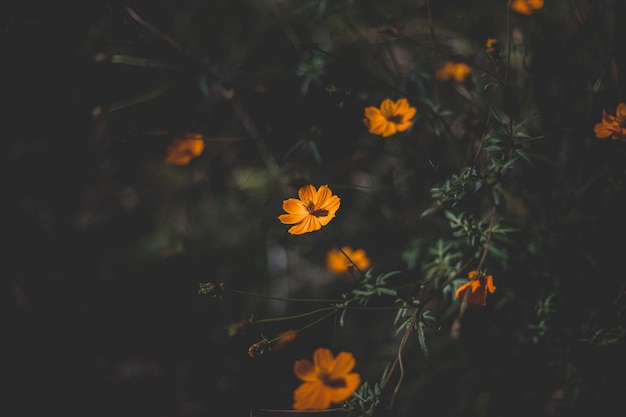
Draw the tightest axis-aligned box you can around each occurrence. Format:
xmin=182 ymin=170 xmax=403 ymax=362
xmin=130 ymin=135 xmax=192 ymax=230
xmin=318 ymin=369 xmax=347 ymax=388
xmin=304 ymin=200 xmax=329 ymax=217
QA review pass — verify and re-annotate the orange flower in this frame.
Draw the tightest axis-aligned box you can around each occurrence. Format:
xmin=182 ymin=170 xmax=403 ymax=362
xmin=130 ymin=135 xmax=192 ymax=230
xmin=165 ymin=133 xmax=205 ymax=165
xmin=363 ymin=98 xmax=417 ymax=137
xmin=293 ymin=347 xmax=361 ymax=410
xmin=278 ymin=185 xmax=340 ymax=235
xmin=273 ymin=329 xmax=297 ymax=350
xmin=436 ymin=62 xmax=472 ymax=83
xmin=486 ymin=38 xmax=499 ymax=55
xmin=511 ymin=0 xmax=544 ymax=15
xmin=455 ymin=270 xmax=496 ymax=307
xmin=594 ymin=103 xmax=626 ymax=141
xmin=326 ymin=246 xmax=371 ymax=273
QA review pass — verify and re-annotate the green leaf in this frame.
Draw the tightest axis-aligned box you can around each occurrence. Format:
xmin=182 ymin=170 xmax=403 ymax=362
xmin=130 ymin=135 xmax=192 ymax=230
xmin=417 ymin=322 xmax=430 ymax=361
xmin=376 ymin=288 xmax=397 ymax=297
xmin=515 ymin=149 xmax=535 ymax=167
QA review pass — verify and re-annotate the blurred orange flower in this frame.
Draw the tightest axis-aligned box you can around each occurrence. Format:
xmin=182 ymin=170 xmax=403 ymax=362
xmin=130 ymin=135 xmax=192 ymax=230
xmin=486 ymin=38 xmax=499 ymax=55
xmin=594 ymin=103 xmax=626 ymax=141
xmin=436 ymin=62 xmax=472 ymax=83
xmin=293 ymin=347 xmax=361 ymax=410
xmin=455 ymin=270 xmax=496 ymax=307
xmin=326 ymin=246 xmax=371 ymax=273
xmin=273 ymin=329 xmax=297 ymax=350
xmin=363 ymin=98 xmax=416 ymax=137
xmin=511 ymin=0 xmax=544 ymax=15
xmin=165 ymin=133 xmax=205 ymax=165
xmin=278 ymin=185 xmax=340 ymax=235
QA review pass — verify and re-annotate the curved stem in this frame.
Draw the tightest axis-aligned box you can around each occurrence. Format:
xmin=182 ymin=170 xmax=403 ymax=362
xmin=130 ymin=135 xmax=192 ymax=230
xmin=230 ymin=289 xmax=343 ymax=304
xmin=253 ymin=306 xmax=338 ymax=324
xmin=268 ymin=311 xmax=337 ymax=344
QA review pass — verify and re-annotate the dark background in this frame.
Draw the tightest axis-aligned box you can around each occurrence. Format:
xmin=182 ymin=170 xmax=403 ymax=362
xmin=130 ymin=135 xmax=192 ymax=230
xmin=3 ymin=1 xmax=626 ymax=416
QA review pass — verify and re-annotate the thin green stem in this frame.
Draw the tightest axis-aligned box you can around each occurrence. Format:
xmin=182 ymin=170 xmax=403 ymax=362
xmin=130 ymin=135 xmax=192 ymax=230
xmin=253 ymin=306 xmax=338 ymax=324
xmin=393 ymin=136 xmax=426 ymax=164
xmin=230 ymin=289 xmax=343 ymax=304
xmin=109 ymin=54 xmax=187 ymax=70
xmin=389 ymin=307 xmax=420 ymax=409
xmin=254 ymin=304 xmax=404 ymax=325
xmin=328 ymin=182 xmax=413 ymax=197
xmin=108 ymin=85 xmax=171 ymax=113
xmin=426 ymin=0 xmax=439 ymax=106
xmin=476 ymin=206 xmax=497 ymax=272
xmin=268 ymin=311 xmax=337 ymax=345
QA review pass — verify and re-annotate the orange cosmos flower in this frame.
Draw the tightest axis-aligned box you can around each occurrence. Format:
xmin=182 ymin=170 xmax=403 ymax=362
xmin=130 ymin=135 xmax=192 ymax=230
xmin=455 ymin=270 xmax=496 ymax=307
xmin=436 ymin=62 xmax=472 ymax=83
xmin=293 ymin=347 xmax=361 ymax=410
xmin=486 ymin=38 xmax=499 ymax=55
xmin=594 ymin=103 xmax=626 ymax=141
xmin=511 ymin=0 xmax=544 ymax=15
xmin=363 ymin=98 xmax=417 ymax=137
xmin=326 ymin=246 xmax=371 ymax=273
xmin=165 ymin=133 xmax=205 ymax=165
xmin=278 ymin=185 xmax=340 ymax=235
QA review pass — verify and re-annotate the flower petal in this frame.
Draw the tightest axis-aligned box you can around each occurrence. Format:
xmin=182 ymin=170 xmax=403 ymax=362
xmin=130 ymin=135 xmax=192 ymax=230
xmin=282 ymin=198 xmax=308 ymax=215
xmin=313 ymin=347 xmax=335 ymax=369
xmin=278 ymin=212 xmax=307 ymax=225
xmin=294 ymin=381 xmax=331 ymax=410
xmin=601 ymin=110 xmax=615 ymax=124
xmin=326 ymin=249 xmax=348 ymax=273
xmin=327 ymin=373 xmax=361 ymax=403
xmin=316 ymin=213 xmax=336 ymax=227
xmin=380 ymin=98 xmax=395 ymax=114
xmin=294 ymin=359 xmax=317 ymax=382
xmin=317 ymin=194 xmax=340 ymax=214
xmin=395 ymin=120 xmax=413 ymax=133
xmin=616 ymin=103 xmax=626 ymax=118
xmin=402 ymin=106 xmax=417 ymax=122
xmin=368 ymin=120 xmax=390 ymax=136
xmin=381 ymin=122 xmax=398 ymax=137
xmin=314 ymin=185 xmax=332 ymax=207
xmin=165 ymin=154 xmax=192 ymax=165
xmin=455 ymin=281 xmax=472 ymax=299
xmin=364 ymin=107 xmax=383 ymax=120
xmin=594 ymin=122 xmax=614 ymax=139
xmin=329 ymin=352 xmax=356 ymax=377
xmin=288 ymin=215 xmax=320 ymax=234
xmin=298 ymin=185 xmax=317 ymax=202
xmin=351 ymin=249 xmax=371 ymax=270
xmin=469 ymin=280 xmax=482 ymax=293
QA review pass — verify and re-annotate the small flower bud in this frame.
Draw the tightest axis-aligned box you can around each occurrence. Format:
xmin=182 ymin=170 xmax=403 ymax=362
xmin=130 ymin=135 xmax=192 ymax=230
xmin=248 ymin=339 xmax=270 ymax=358
xmin=197 ymin=281 xmax=223 ymax=298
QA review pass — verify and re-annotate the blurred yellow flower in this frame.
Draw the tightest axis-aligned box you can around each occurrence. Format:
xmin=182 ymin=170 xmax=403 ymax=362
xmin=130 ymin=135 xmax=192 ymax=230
xmin=436 ymin=62 xmax=472 ymax=83
xmin=594 ymin=103 xmax=626 ymax=141
xmin=326 ymin=246 xmax=370 ymax=273
xmin=165 ymin=133 xmax=205 ymax=165
xmin=511 ymin=0 xmax=544 ymax=15
xmin=455 ymin=270 xmax=496 ymax=307
xmin=293 ymin=347 xmax=361 ymax=410
xmin=363 ymin=98 xmax=416 ymax=137
xmin=278 ymin=185 xmax=340 ymax=235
